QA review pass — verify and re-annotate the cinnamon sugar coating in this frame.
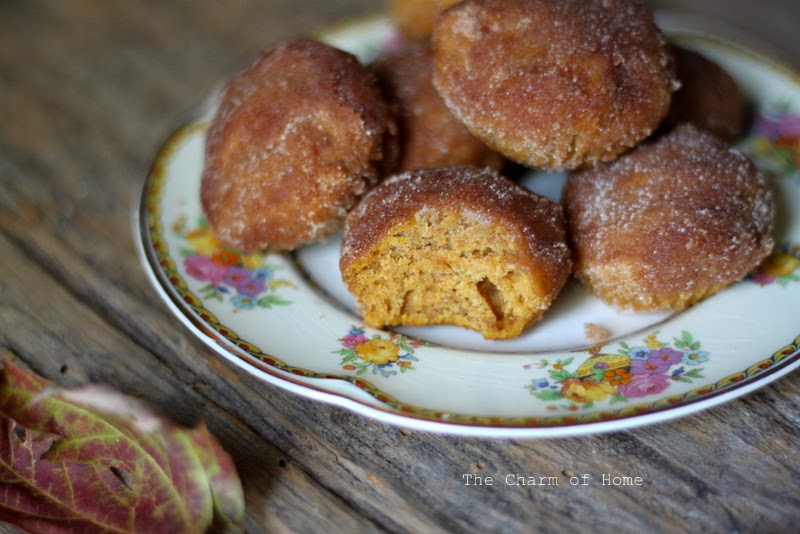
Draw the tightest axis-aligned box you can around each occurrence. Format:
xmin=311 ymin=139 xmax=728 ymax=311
xmin=201 ymin=39 xmax=397 ymax=251
xmin=564 ymin=124 xmax=775 ymax=312
xmin=432 ymin=0 xmax=676 ymax=170
xmin=665 ymin=45 xmax=746 ymax=142
xmin=341 ymin=167 xmax=571 ymax=340
xmin=371 ymin=41 xmax=503 ymax=173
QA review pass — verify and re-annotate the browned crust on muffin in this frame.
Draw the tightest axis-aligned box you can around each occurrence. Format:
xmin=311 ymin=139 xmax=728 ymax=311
xmin=201 ymin=39 xmax=396 ymax=251
xmin=564 ymin=124 xmax=775 ymax=312
xmin=371 ymin=41 xmax=503 ymax=173
xmin=665 ymin=45 xmax=746 ymax=142
xmin=432 ymin=0 xmax=676 ymax=170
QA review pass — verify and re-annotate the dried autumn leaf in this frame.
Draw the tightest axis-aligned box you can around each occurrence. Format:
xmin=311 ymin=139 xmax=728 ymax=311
xmin=0 ymin=362 xmax=244 ymax=533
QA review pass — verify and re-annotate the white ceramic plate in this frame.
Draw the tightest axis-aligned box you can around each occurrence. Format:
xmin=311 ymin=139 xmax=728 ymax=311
xmin=137 ymin=15 xmax=800 ymax=437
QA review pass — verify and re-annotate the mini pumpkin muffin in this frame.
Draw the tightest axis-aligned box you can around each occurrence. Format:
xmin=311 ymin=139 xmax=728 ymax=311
xmin=564 ymin=124 xmax=775 ymax=312
xmin=371 ymin=40 xmax=503 ymax=172
xmin=340 ymin=166 xmax=572 ymax=340
xmin=201 ymin=39 xmax=397 ymax=252
xmin=432 ymin=0 xmax=676 ymax=170
xmin=665 ymin=45 xmax=746 ymax=142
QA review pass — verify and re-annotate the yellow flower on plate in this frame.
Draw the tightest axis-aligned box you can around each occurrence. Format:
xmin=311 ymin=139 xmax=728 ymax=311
xmin=186 ymin=227 xmax=223 ymax=256
xmin=560 ymin=379 xmax=615 ymax=403
xmin=750 ymin=138 xmax=772 ymax=153
xmin=645 ymin=334 xmax=662 ymax=349
xmin=759 ymin=251 xmax=800 ymax=278
xmin=355 ymin=339 xmax=400 ymax=365
xmin=242 ymin=251 xmax=265 ymax=270
xmin=269 ymin=280 xmax=292 ymax=290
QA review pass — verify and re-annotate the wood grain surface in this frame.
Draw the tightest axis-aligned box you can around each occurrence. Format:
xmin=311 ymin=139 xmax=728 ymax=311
xmin=1 ymin=1 xmax=799 ymax=532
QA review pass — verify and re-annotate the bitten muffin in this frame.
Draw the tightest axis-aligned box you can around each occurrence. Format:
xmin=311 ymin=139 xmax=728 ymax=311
xmin=340 ymin=167 xmax=572 ymax=340
xmin=201 ymin=39 xmax=397 ymax=252
xmin=432 ymin=0 xmax=676 ymax=170
xmin=371 ymin=40 xmax=503 ymax=173
xmin=665 ymin=45 xmax=746 ymax=141
xmin=564 ymin=124 xmax=775 ymax=312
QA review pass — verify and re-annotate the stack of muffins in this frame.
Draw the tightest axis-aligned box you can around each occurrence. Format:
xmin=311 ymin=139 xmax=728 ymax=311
xmin=200 ymin=0 xmax=775 ymax=340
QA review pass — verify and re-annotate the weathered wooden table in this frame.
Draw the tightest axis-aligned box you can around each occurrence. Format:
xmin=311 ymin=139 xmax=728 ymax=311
xmin=1 ymin=1 xmax=798 ymax=532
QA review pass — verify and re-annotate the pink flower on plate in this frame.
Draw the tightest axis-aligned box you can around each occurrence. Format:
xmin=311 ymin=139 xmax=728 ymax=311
xmin=755 ymin=114 xmax=800 ymax=138
xmin=630 ymin=358 xmax=670 ymax=375
xmin=235 ymin=276 xmax=265 ymax=298
xmin=224 ymin=266 xmax=251 ymax=288
xmin=185 ymin=255 xmax=227 ymax=284
xmin=649 ymin=347 xmax=684 ymax=365
xmin=750 ymin=271 xmax=777 ymax=286
xmin=342 ymin=333 xmax=369 ymax=349
xmin=617 ymin=374 xmax=671 ymax=398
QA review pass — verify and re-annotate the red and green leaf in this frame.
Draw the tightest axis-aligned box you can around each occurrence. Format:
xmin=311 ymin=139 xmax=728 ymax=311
xmin=0 ymin=362 xmax=243 ymax=533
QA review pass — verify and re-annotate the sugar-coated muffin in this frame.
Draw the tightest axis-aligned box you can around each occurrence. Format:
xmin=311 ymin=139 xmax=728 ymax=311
xmin=340 ymin=167 xmax=572 ymax=340
xmin=564 ymin=124 xmax=775 ymax=312
xmin=371 ymin=41 xmax=503 ymax=173
xmin=201 ymin=39 xmax=397 ymax=252
xmin=665 ymin=45 xmax=746 ymax=142
xmin=432 ymin=0 xmax=676 ymax=170
xmin=390 ymin=0 xmax=463 ymax=41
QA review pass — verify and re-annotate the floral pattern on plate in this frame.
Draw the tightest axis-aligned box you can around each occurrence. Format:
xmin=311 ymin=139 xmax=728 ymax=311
xmin=740 ymin=108 xmax=800 ymax=184
xmin=173 ymin=216 xmax=294 ymax=310
xmin=526 ymin=331 xmax=708 ymax=411
xmin=750 ymin=242 xmax=800 ymax=286
xmin=737 ymin=110 xmax=800 ymax=287
xmin=334 ymin=327 xmax=427 ymax=377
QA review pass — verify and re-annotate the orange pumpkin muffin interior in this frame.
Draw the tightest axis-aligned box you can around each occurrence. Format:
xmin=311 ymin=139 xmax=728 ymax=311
xmin=340 ymin=167 xmax=571 ymax=340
